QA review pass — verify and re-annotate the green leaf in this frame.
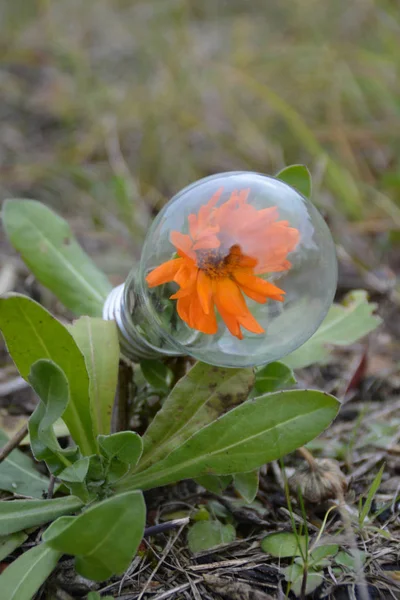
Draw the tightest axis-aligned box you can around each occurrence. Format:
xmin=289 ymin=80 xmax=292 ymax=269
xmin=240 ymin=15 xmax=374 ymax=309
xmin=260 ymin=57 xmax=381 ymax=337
xmin=140 ymin=359 xmax=173 ymax=395
xmin=254 ymin=362 xmax=296 ymax=395
xmin=359 ymin=464 xmax=385 ymax=527
xmin=276 ymin=165 xmax=312 ymax=199
xmin=69 ymin=317 xmax=119 ymax=436
xmin=0 ymin=430 xmax=49 ymax=498
xmin=187 ymin=521 xmax=236 ymax=553
xmin=58 ymin=457 xmax=90 ymax=483
xmin=283 ymin=291 xmax=382 ymax=369
xmin=57 ymin=457 xmax=91 ymax=502
xmin=98 ymin=432 xmax=142 ymax=466
xmin=233 ymin=470 xmax=259 ymax=503
xmin=87 ymin=593 xmax=114 ymax=600
xmin=43 ymin=491 xmax=146 ymax=581
xmin=0 ymin=496 xmax=84 ymax=536
xmin=0 ymin=294 xmax=96 ymax=454
xmin=120 ymin=390 xmax=339 ymax=491
xmin=0 ymin=532 xmax=28 ymax=561
xmin=2 ymin=199 xmax=111 ymax=317
xmin=86 ymin=455 xmax=106 ymax=483
xmin=0 ymin=543 xmax=61 ymax=600
xmin=138 ymin=363 xmax=254 ymax=473
xmin=195 ymin=474 xmax=232 ymax=495
xmin=310 ymin=544 xmax=338 ymax=565
xmin=106 ymin=459 xmax=129 ymax=484
xmin=261 ymin=532 xmax=307 ymax=558
xmin=335 ymin=549 xmax=366 ymax=569
xmin=28 ymin=360 xmax=79 ymax=474
xmin=283 ymin=563 xmax=323 ymax=597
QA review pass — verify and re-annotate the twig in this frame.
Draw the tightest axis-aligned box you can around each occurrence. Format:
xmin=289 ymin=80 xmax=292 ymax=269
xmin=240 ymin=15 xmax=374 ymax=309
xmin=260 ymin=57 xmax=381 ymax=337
xmin=0 ymin=421 xmax=29 ymax=463
xmin=144 ymin=517 xmax=190 ymax=538
xmin=137 ymin=522 xmax=187 ymax=600
xmin=151 ymin=580 xmax=202 ymax=600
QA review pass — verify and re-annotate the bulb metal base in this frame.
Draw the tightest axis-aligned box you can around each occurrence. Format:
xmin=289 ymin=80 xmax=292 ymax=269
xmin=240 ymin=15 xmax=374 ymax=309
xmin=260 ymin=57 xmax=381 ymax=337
xmin=103 ymin=284 xmax=165 ymax=362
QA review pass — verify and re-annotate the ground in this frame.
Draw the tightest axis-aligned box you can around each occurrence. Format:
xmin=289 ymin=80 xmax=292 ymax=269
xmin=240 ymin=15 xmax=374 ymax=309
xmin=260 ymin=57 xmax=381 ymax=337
xmin=0 ymin=1 xmax=399 ymax=598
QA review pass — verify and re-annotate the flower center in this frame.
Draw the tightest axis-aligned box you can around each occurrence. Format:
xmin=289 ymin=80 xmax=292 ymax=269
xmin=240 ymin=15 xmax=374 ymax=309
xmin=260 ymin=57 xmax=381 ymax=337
xmin=195 ymin=244 xmax=242 ymax=279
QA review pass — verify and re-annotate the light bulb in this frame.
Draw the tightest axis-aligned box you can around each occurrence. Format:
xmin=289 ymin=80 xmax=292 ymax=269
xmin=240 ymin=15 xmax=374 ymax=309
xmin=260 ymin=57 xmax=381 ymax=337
xmin=103 ymin=171 xmax=337 ymax=367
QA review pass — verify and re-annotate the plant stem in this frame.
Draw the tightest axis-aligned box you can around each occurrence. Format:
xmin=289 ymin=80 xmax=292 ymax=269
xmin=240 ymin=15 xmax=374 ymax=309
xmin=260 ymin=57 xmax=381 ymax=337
xmin=300 ymin=564 xmax=308 ymax=600
xmin=47 ymin=475 xmax=56 ymax=499
xmin=112 ymin=360 xmax=133 ymax=432
xmin=297 ymin=446 xmax=318 ymax=470
xmin=0 ymin=421 xmax=29 ymax=463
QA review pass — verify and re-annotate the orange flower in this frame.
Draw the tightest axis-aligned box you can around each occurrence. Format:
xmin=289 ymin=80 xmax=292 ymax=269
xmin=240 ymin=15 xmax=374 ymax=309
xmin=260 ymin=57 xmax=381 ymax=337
xmin=146 ymin=188 xmax=300 ymax=339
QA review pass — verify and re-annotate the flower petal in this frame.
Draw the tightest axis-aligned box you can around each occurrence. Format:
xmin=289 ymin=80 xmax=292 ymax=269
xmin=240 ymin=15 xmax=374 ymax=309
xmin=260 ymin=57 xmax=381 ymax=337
xmin=174 ymin=261 xmax=197 ymax=287
xmin=214 ymin=297 xmax=243 ymax=339
xmin=170 ymin=231 xmax=195 ymax=259
xmin=233 ymin=272 xmax=285 ymax=301
xmin=188 ymin=213 xmax=199 ymax=240
xmin=214 ymin=278 xmax=248 ymax=316
xmin=238 ymin=311 xmax=265 ymax=335
xmin=193 ymin=235 xmax=220 ymax=250
xmin=176 ymin=295 xmax=191 ymax=323
xmin=197 ymin=270 xmax=213 ymax=314
xmin=189 ymin=294 xmax=218 ymax=334
xmin=146 ymin=258 xmax=183 ymax=287
xmin=237 ymin=285 xmax=267 ymax=304
xmin=236 ymin=253 xmax=258 ymax=269
xmin=197 ymin=187 xmax=224 ymax=230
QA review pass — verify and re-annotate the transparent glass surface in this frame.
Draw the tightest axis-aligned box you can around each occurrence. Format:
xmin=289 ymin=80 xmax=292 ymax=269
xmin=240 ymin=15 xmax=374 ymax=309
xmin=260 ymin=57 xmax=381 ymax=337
xmin=128 ymin=172 xmax=337 ymax=367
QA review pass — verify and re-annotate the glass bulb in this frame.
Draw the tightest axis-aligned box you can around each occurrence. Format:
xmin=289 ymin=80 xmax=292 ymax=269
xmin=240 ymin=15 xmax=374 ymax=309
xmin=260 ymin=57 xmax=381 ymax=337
xmin=103 ymin=171 xmax=337 ymax=367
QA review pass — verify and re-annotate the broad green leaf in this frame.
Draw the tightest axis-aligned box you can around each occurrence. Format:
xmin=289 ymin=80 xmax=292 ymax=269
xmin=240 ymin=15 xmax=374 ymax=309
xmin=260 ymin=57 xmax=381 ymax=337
xmin=87 ymin=593 xmax=114 ymax=600
xmin=2 ymin=199 xmax=111 ymax=316
xmin=195 ymin=474 xmax=232 ymax=495
xmin=0 ymin=430 xmax=49 ymax=498
xmin=0 ymin=532 xmax=28 ymax=561
xmin=261 ymin=532 xmax=306 ymax=558
xmin=187 ymin=521 xmax=236 ymax=553
xmin=0 ymin=543 xmax=61 ymax=600
xmin=28 ymin=360 xmax=78 ymax=474
xmin=86 ymin=455 xmax=106 ymax=483
xmin=120 ymin=390 xmax=339 ymax=491
xmin=18 ymin=419 xmax=70 ymax=446
xmin=283 ymin=563 xmax=323 ymax=597
xmin=106 ymin=460 xmax=129 ymax=484
xmin=43 ymin=491 xmax=146 ymax=581
xmin=69 ymin=317 xmax=119 ymax=436
xmin=138 ymin=363 xmax=254 ymax=472
xmin=283 ymin=291 xmax=381 ymax=369
xmin=58 ymin=457 xmax=92 ymax=502
xmin=98 ymin=432 xmax=142 ymax=465
xmin=254 ymin=362 xmax=296 ymax=395
xmin=0 ymin=496 xmax=84 ymax=536
xmin=276 ymin=165 xmax=312 ymax=199
xmin=310 ymin=544 xmax=338 ymax=565
xmin=58 ymin=457 xmax=90 ymax=483
xmin=0 ymin=295 xmax=96 ymax=454
xmin=140 ymin=359 xmax=173 ymax=395
xmin=233 ymin=470 xmax=259 ymax=503
xmin=335 ymin=549 xmax=366 ymax=569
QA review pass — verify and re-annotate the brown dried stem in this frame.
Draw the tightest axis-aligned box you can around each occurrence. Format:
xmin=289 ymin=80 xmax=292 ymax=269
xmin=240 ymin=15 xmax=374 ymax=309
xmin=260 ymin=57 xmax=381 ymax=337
xmin=0 ymin=421 xmax=29 ymax=464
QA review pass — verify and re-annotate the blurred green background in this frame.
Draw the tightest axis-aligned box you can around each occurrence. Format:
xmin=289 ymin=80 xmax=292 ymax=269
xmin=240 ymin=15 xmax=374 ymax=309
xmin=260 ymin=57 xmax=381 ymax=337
xmin=1 ymin=0 xmax=399 ymax=279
